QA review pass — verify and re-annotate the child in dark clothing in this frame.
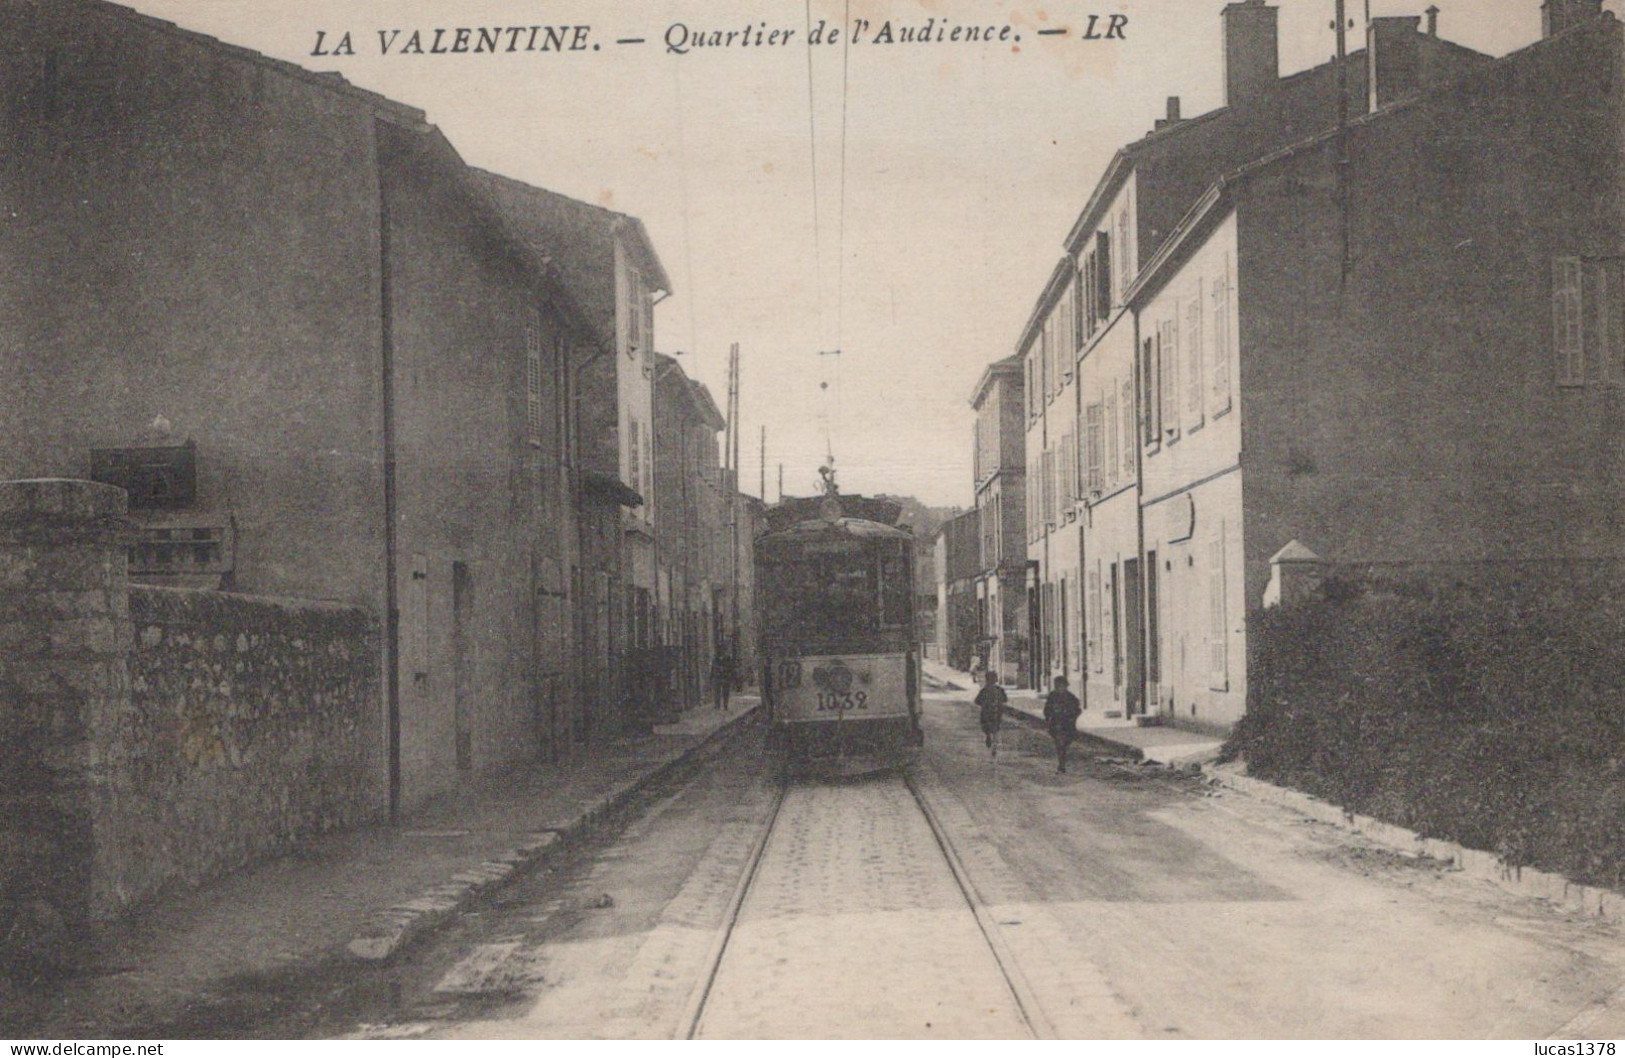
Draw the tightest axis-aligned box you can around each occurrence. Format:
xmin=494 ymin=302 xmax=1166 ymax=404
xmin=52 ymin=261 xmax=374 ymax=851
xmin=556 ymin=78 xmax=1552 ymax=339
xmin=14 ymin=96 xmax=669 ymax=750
xmin=973 ymin=671 xmax=1007 ymax=758
xmin=1042 ymin=676 xmax=1082 ymax=773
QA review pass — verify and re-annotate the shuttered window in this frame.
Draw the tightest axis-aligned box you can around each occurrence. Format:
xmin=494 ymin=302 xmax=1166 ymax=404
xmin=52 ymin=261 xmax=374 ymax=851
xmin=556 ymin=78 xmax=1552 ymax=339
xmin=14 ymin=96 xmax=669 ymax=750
xmin=1555 ymin=257 xmax=1584 ymax=386
xmin=1084 ymin=402 xmax=1103 ymax=496
xmin=1088 ymin=566 xmax=1103 ymax=673
xmin=1104 ymin=390 xmax=1119 ymax=488
xmin=1555 ymin=256 xmax=1625 ymax=387
xmin=1211 ymin=256 xmax=1233 ymax=416
xmin=525 ymin=318 xmax=544 ymax=447
xmin=1208 ymin=526 xmax=1229 ymax=691
xmin=1121 ymin=379 xmax=1137 ymax=479
xmin=1095 ymin=231 xmax=1112 ymax=322
xmin=1159 ymin=316 xmax=1180 ymax=443
xmin=1185 ymin=284 xmax=1204 ymax=428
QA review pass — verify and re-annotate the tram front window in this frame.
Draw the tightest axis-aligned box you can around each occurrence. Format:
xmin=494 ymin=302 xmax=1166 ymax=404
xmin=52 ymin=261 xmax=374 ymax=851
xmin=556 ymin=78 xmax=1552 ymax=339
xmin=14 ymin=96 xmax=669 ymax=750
xmin=760 ymin=550 xmax=879 ymax=653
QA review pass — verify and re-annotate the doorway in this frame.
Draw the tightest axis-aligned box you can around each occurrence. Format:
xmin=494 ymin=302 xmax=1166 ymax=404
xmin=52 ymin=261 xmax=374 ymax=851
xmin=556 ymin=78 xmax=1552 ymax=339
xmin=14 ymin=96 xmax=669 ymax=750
xmin=1123 ymin=558 xmax=1145 ymax=717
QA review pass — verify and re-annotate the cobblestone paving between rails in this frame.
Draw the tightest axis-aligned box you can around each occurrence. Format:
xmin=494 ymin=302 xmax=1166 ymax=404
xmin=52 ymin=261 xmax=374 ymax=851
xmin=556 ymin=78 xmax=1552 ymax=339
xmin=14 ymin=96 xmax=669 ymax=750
xmin=413 ymin=735 xmax=783 ymax=1040
xmin=348 ymin=695 xmax=1625 ymax=1041
xmin=692 ymin=777 xmax=1032 ymax=1039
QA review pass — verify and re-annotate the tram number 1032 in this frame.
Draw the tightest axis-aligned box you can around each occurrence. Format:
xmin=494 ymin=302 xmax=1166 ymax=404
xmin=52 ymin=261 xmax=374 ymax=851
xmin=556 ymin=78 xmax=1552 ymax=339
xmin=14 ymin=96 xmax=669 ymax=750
xmin=817 ymin=691 xmax=869 ymax=712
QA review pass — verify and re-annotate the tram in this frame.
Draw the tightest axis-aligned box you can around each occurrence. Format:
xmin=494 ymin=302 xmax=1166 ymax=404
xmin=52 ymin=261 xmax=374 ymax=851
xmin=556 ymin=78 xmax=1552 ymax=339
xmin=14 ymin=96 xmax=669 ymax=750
xmin=754 ymin=477 xmax=924 ymax=774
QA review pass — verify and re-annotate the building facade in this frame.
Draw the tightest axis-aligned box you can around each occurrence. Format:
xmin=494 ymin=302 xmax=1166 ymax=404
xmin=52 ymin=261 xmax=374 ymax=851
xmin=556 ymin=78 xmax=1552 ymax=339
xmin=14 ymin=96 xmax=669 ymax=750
xmin=0 ymin=0 xmax=670 ymax=809
xmin=474 ymin=173 xmax=673 ymax=734
xmin=970 ymin=356 xmax=1030 ymax=686
xmin=992 ymin=0 xmax=1619 ymax=733
xmin=1130 ymin=4 xmax=1625 ymax=729
xmin=651 ymin=353 xmax=726 ymax=712
xmin=934 ymin=508 xmax=983 ymax=671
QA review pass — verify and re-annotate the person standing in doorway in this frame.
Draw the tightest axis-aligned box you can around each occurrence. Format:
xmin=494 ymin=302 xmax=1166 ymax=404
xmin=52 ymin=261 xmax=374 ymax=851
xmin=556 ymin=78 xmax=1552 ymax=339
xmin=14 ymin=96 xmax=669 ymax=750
xmin=711 ymin=646 xmax=734 ymax=711
xmin=974 ymin=671 xmax=1007 ymax=758
xmin=1042 ymin=675 xmax=1082 ymax=773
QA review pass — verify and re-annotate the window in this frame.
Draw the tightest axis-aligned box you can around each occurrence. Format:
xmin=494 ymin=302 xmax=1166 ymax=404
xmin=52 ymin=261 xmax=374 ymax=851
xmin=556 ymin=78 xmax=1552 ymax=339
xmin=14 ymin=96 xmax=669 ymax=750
xmin=626 ymin=267 xmax=646 ymax=353
xmin=1115 ymin=207 xmax=1131 ymax=304
xmin=1208 ymin=526 xmax=1229 ymax=691
xmin=1554 ymin=256 xmax=1625 ymax=386
xmin=525 ymin=318 xmax=544 ymax=447
xmin=628 ymin=414 xmax=642 ymax=497
xmin=89 ymin=442 xmax=197 ymax=510
xmin=1084 ymin=402 xmax=1103 ymax=496
xmin=1185 ymin=286 xmax=1205 ymax=429
xmin=127 ymin=524 xmax=231 ymax=577
xmin=879 ymin=546 xmax=911 ymax=629
xmin=1121 ymin=379 xmax=1137 ymax=479
xmin=1095 ymin=231 xmax=1112 ymax=322
xmin=1087 ymin=566 xmax=1103 ymax=674
xmin=1159 ymin=315 xmax=1181 ymax=443
xmin=1045 ymin=447 xmax=1057 ymax=527
xmin=1082 ymin=251 xmax=1098 ymax=336
xmin=1061 ymin=293 xmax=1075 ymax=383
xmin=1073 ymin=264 xmax=1086 ymax=351
xmin=1211 ymin=256 xmax=1233 ymax=415
xmin=1142 ymin=337 xmax=1160 ymax=447
xmin=1042 ymin=319 xmax=1055 ymax=401
xmin=1105 ymin=391 xmax=1119 ymax=488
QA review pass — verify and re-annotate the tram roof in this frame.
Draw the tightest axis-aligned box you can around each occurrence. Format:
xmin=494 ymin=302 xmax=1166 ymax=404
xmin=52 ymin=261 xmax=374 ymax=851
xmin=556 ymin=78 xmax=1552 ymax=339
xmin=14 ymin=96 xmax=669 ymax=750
xmin=758 ymin=517 xmax=914 ymax=545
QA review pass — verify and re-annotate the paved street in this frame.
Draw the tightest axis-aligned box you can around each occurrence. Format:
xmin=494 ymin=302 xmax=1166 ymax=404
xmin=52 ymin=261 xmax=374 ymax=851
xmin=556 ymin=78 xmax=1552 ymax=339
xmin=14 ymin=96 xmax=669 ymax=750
xmin=271 ymin=689 xmax=1625 ymax=1040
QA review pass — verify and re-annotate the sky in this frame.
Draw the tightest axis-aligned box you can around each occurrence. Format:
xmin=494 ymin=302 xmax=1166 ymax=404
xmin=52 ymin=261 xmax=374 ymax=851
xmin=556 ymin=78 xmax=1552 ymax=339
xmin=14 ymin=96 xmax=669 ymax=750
xmin=126 ymin=0 xmax=1606 ymax=507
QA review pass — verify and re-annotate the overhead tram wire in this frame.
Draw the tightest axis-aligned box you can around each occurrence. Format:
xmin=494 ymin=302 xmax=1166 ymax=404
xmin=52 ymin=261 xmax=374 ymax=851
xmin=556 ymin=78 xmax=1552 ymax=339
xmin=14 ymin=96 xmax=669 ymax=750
xmin=831 ymin=0 xmax=852 ymax=469
xmin=803 ymin=0 xmax=833 ymax=469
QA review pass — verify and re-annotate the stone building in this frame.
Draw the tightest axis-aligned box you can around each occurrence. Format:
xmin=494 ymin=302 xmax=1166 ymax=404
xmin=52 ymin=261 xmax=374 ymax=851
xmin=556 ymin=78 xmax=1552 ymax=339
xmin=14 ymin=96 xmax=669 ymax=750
xmin=1129 ymin=3 xmax=1625 ymax=728
xmin=651 ymin=353 xmax=726 ymax=712
xmin=1013 ymin=0 xmax=1492 ymax=720
xmin=969 ymin=356 xmax=1030 ymax=686
xmin=0 ymin=0 xmax=658 ymax=810
xmin=933 ymin=508 xmax=983 ymax=671
xmin=474 ymin=173 xmax=672 ymax=734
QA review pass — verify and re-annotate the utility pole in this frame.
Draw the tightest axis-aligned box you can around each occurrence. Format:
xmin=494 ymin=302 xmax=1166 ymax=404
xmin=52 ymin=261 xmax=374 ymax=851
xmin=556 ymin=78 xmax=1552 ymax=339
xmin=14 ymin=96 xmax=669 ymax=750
xmin=727 ymin=343 xmax=741 ymax=655
xmin=759 ymin=425 xmax=766 ymax=501
xmin=1334 ymin=0 xmax=1353 ymax=278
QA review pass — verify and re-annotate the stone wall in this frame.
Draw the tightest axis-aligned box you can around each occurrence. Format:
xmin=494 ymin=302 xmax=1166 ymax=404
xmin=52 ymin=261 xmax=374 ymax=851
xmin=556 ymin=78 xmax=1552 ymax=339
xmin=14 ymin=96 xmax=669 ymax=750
xmin=0 ymin=480 xmax=383 ymax=968
xmin=106 ymin=587 xmax=384 ymax=912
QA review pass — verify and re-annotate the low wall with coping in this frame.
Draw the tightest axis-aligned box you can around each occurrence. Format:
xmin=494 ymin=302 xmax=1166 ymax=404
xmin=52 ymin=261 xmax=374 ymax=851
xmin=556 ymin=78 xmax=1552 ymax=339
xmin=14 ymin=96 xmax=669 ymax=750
xmin=0 ymin=480 xmax=383 ymax=967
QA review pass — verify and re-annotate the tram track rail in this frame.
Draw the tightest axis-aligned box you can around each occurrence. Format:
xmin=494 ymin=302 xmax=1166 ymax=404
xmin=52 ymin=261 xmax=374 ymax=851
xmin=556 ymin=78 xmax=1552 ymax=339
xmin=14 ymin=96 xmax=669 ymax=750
xmin=675 ymin=778 xmax=789 ymax=1040
xmin=903 ymin=770 xmax=1056 ymax=1039
xmin=677 ymin=769 xmax=1052 ymax=1040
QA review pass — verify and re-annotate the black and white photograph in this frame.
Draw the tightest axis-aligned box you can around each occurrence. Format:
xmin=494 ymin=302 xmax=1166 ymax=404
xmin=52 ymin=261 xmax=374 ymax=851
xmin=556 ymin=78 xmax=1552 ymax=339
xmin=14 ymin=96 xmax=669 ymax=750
xmin=1 ymin=0 xmax=1623 ymax=1043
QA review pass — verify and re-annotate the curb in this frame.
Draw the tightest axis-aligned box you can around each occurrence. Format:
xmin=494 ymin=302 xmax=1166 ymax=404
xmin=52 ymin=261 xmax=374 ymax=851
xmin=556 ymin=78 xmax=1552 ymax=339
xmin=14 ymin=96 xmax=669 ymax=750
xmin=347 ymin=705 xmax=760 ymax=962
xmin=1205 ymin=764 xmax=1624 ymax=929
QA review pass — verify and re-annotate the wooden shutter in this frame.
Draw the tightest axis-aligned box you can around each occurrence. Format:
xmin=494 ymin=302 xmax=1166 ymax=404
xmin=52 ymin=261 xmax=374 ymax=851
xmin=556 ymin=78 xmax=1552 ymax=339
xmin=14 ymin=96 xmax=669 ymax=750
xmin=1208 ymin=528 xmax=1228 ymax=690
xmin=1211 ymin=257 xmax=1233 ymax=415
xmin=1554 ymin=257 xmax=1584 ymax=386
xmin=525 ymin=318 xmax=544 ymax=447
xmin=1096 ymin=231 xmax=1112 ymax=320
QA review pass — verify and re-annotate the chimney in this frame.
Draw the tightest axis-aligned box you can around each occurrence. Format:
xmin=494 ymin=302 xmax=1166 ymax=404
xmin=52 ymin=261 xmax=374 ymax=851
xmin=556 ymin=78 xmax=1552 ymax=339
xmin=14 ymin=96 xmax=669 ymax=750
xmin=1425 ymin=5 xmax=1439 ymax=36
xmin=1154 ymin=96 xmax=1184 ymax=131
xmin=1222 ymin=0 xmax=1279 ymax=108
xmin=1542 ymin=0 xmax=1604 ymax=37
xmin=1367 ymin=16 xmax=1423 ymax=112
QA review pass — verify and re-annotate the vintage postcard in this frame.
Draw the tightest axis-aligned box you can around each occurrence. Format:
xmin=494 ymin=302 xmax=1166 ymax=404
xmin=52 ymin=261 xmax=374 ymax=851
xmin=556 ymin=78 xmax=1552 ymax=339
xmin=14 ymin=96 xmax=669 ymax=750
xmin=1 ymin=0 xmax=1622 ymax=1044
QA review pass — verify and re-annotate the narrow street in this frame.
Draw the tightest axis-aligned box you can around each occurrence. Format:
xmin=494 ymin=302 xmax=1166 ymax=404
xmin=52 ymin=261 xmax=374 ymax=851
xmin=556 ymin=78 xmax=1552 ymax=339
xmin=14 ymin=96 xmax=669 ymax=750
xmin=283 ymin=689 xmax=1625 ymax=1040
